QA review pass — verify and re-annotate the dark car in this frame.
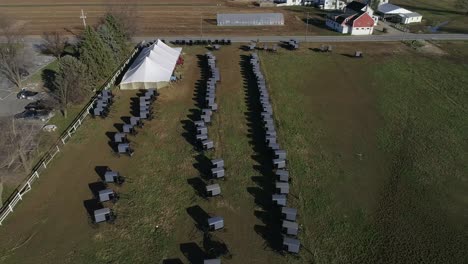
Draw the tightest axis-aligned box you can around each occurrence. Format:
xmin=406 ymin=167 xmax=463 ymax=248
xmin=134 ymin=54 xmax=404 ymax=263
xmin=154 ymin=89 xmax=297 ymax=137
xmin=17 ymin=89 xmax=39 ymax=100
xmin=14 ymin=109 xmax=55 ymax=122
xmin=24 ymin=100 xmax=55 ymax=111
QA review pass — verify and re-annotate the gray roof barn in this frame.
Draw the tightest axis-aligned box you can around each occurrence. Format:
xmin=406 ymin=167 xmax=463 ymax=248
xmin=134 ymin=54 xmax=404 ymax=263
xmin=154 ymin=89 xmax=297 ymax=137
xmin=217 ymin=13 xmax=284 ymax=26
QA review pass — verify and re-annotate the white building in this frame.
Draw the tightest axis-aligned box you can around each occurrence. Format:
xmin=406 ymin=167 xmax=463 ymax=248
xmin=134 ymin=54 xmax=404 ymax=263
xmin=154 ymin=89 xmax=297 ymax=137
xmin=326 ymin=11 xmax=375 ymax=35
xmin=275 ymin=0 xmax=352 ymax=10
xmin=344 ymin=1 xmax=379 ymax=25
xmin=274 ymin=0 xmax=303 ymax=6
xmin=377 ymin=3 xmax=422 ymax=24
xmin=317 ymin=0 xmax=351 ymax=10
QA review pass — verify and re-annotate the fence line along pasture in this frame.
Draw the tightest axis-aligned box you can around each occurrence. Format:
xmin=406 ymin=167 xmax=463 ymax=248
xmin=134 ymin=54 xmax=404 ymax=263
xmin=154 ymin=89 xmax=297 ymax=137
xmin=0 ymin=45 xmax=142 ymax=226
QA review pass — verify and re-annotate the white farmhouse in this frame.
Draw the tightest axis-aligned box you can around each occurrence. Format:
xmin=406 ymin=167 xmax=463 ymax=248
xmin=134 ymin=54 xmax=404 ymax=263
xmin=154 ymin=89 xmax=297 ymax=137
xmin=344 ymin=1 xmax=379 ymax=25
xmin=326 ymin=10 xmax=375 ymax=35
xmin=275 ymin=0 xmax=352 ymax=10
xmin=316 ymin=0 xmax=351 ymax=10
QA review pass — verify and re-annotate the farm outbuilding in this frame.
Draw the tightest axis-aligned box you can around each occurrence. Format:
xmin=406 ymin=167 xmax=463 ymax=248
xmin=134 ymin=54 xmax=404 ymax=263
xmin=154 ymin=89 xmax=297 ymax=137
xmin=120 ymin=39 xmax=182 ymax=90
xmin=217 ymin=13 xmax=284 ymax=26
xmin=377 ymin=3 xmax=422 ymax=24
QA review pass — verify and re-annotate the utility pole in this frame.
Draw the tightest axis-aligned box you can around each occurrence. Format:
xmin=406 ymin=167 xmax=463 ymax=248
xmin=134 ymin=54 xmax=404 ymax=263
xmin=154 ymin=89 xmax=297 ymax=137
xmin=305 ymin=12 xmax=309 ymax=42
xmin=80 ymin=9 xmax=87 ymax=28
xmin=200 ymin=15 xmax=203 ymax=39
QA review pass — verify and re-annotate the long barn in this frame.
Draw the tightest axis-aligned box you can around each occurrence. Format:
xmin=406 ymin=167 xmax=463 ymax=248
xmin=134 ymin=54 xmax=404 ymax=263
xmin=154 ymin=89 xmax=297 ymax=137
xmin=217 ymin=13 xmax=284 ymax=26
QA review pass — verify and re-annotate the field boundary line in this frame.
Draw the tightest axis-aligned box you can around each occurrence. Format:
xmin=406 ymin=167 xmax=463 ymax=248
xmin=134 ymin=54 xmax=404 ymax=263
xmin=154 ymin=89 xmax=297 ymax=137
xmin=0 ymin=44 xmax=142 ymax=226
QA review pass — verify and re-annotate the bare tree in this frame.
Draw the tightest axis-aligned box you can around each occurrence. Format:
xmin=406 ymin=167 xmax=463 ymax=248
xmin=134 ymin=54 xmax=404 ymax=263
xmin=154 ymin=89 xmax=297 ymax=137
xmin=0 ymin=118 xmax=40 ymax=175
xmin=41 ymin=31 xmax=68 ymax=60
xmin=0 ymin=117 xmax=41 ymax=206
xmin=105 ymin=4 xmax=139 ymax=39
xmin=0 ymin=16 xmax=31 ymax=91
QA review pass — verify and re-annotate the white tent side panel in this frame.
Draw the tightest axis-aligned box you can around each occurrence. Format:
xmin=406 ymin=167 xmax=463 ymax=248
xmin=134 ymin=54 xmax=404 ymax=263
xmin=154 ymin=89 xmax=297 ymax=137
xmin=120 ymin=39 xmax=182 ymax=90
xmin=120 ymin=81 xmax=169 ymax=90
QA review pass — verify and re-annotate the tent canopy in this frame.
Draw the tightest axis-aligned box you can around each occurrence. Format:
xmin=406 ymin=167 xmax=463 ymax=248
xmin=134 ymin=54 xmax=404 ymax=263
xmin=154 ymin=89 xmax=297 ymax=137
xmin=120 ymin=40 xmax=182 ymax=90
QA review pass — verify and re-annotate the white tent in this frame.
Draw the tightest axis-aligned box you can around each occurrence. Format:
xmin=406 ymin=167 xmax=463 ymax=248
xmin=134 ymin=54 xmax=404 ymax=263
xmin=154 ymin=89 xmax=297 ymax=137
xmin=120 ymin=40 xmax=182 ymax=90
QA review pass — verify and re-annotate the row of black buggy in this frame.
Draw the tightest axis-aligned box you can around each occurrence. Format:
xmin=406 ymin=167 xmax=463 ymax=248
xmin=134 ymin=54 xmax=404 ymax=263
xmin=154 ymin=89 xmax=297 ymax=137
xmin=170 ymin=39 xmax=232 ymax=46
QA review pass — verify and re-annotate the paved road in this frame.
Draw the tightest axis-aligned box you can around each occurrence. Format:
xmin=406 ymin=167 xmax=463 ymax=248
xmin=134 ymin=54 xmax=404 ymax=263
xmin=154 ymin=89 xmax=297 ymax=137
xmin=10 ymin=33 xmax=468 ymax=45
xmin=133 ymin=33 xmax=468 ymax=43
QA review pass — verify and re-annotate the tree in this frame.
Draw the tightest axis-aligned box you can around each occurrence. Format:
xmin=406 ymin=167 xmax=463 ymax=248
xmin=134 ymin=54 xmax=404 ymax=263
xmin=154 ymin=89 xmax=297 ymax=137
xmin=79 ymin=26 xmax=117 ymax=84
xmin=41 ymin=31 xmax=68 ymax=60
xmin=98 ymin=14 xmax=130 ymax=62
xmin=105 ymin=5 xmax=138 ymax=39
xmin=0 ymin=17 xmax=31 ymax=90
xmin=0 ymin=117 xmax=41 ymax=175
xmin=53 ymin=55 xmax=90 ymax=118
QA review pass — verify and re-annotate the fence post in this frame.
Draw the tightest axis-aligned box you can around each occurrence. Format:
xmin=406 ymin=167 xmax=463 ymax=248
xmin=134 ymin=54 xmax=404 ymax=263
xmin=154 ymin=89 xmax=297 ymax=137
xmin=0 ymin=46 xmax=141 ymax=228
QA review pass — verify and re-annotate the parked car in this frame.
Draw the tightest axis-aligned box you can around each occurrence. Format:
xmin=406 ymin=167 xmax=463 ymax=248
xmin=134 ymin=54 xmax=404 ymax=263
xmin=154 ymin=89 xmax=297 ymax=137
xmin=17 ymin=89 xmax=39 ymax=100
xmin=24 ymin=100 xmax=55 ymax=111
xmin=14 ymin=109 xmax=55 ymax=122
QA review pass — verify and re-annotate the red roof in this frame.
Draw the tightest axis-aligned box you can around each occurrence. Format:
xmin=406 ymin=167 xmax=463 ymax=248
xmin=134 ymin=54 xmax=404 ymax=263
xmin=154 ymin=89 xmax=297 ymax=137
xmin=352 ymin=12 xmax=374 ymax=27
xmin=329 ymin=11 xmax=374 ymax=28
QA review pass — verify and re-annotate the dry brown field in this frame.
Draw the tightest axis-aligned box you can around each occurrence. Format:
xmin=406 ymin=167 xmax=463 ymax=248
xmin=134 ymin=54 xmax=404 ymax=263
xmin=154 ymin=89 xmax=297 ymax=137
xmin=0 ymin=0 xmax=328 ymax=36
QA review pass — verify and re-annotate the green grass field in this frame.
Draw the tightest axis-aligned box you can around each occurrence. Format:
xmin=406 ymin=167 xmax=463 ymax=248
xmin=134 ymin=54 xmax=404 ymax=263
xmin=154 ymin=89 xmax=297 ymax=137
xmin=393 ymin=0 xmax=468 ymax=33
xmin=0 ymin=42 xmax=467 ymax=263
xmin=259 ymin=42 xmax=468 ymax=263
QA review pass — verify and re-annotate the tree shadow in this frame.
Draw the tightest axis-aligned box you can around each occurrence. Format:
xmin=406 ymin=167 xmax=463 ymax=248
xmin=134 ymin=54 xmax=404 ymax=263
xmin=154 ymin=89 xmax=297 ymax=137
xmin=42 ymin=69 xmax=56 ymax=91
xmin=302 ymin=17 xmax=328 ymax=30
xmin=439 ymin=26 xmax=468 ymax=34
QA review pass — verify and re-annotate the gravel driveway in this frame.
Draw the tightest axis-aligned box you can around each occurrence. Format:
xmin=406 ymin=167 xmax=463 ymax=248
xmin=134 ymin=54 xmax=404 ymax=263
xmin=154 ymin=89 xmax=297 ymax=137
xmin=0 ymin=43 xmax=54 ymax=117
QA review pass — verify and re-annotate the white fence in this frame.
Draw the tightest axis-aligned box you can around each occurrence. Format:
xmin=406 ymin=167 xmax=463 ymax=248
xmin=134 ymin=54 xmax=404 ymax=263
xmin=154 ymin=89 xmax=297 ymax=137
xmin=0 ymin=46 xmax=141 ymax=226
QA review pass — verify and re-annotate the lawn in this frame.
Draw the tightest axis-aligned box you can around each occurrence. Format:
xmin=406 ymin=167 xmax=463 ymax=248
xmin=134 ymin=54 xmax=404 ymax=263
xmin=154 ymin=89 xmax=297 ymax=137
xmin=259 ymin=42 xmax=468 ymax=263
xmin=0 ymin=42 xmax=466 ymax=264
xmin=25 ymin=59 xmax=58 ymax=85
xmin=392 ymin=0 xmax=468 ymax=33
